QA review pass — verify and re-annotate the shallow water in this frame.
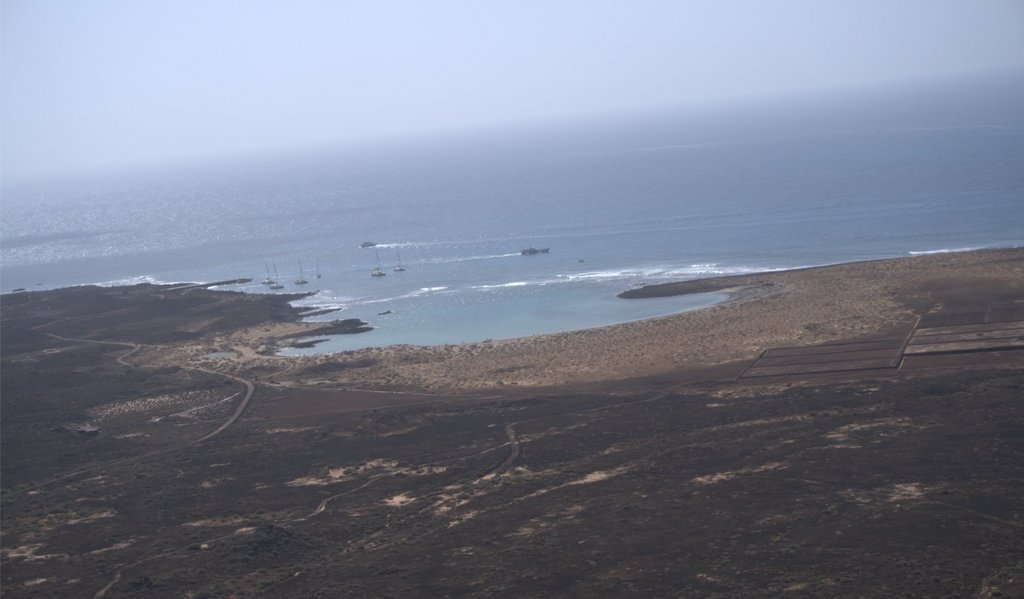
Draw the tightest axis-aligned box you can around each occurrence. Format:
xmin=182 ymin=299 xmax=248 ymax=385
xmin=279 ymin=288 xmax=728 ymax=355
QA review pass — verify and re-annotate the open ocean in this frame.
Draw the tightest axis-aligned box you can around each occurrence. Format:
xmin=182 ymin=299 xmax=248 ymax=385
xmin=3 ymin=75 xmax=1023 ymax=353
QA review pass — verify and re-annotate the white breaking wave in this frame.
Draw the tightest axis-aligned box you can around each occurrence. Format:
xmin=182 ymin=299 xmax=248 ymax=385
xmin=560 ymin=269 xmax=652 ymax=281
xmin=293 ymin=302 xmax=348 ymax=312
xmin=657 ymin=264 xmax=783 ymax=278
xmin=559 ymin=263 xmax=777 ymax=283
xmin=351 ymin=286 xmax=454 ymax=306
xmin=908 ymin=246 xmax=984 ymax=256
xmin=93 ymin=274 xmax=181 ymax=287
xmin=468 ymin=263 xmax=785 ymax=293
xmin=288 ymin=289 xmax=356 ymax=308
xmin=290 ymin=285 xmax=455 ymax=311
xmin=472 ymin=281 xmax=532 ymax=290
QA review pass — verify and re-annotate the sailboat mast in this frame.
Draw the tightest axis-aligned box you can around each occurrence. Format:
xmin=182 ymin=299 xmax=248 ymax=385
xmin=269 ymin=264 xmax=285 ymax=289
xmin=371 ymin=249 xmax=386 ymax=277
xmin=294 ymin=259 xmax=309 ymax=285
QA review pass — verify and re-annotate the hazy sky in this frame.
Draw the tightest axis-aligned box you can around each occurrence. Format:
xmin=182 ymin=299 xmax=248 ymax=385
xmin=3 ymin=0 xmax=1023 ymax=180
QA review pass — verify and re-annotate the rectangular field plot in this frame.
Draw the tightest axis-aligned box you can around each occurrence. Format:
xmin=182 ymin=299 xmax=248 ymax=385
xmin=740 ymin=310 xmax=1023 ymax=380
xmin=905 ymin=317 xmax=1024 ymax=356
xmin=740 ymin=337 xmax=907 ymax=379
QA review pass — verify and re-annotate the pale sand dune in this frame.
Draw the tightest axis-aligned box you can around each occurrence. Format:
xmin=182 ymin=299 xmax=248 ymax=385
xmin=213 ymin=249 xmax=1024 ymax=391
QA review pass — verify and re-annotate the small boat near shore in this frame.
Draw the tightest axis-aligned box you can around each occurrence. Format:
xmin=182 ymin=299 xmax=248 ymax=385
xmin=360 ymin=241 xmax=377 ymax=248
xmin=269 ymin=264 xmax=285 ymax=289
xmin=393 ymin=249 xmax=406 ymax=272
xmin=370 ymin=250 xmax=386 ymax=277
xmin=294 ymin=260 xmax=309 ymax=285
xmin=520 ymin=247 xmax=550 ymax=255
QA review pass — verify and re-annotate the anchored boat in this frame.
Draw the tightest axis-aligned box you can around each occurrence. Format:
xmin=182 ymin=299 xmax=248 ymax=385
xmin=371 ymin=250 xmax=386 ymax=277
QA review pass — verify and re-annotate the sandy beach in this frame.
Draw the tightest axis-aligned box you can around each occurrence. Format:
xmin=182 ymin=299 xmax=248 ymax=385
xmin=214 ymin=248 xmax=1022 ymax=391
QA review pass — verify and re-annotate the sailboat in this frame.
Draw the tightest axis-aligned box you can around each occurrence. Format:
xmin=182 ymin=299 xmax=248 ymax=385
xmin=370 ymin=250 xmax=386 ymax=277
xmin=315 ymin=261 xmax=322 ymax=279
xmin=294 ymin=260 xmax=309 ymax=285
xmin=262 ymin=263 xmax=275 ymax=286
xmin=393 ymin=249 xmax=406 ymax=272
xmin=269 ymin=264 xmax=285 ymax=289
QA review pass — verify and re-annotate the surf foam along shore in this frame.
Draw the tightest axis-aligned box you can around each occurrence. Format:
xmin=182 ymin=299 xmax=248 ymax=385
xmin=5 ymin=248 xmax=1021 ymax=391
xmin=266 ymin=255 xmax=793 ymax=355
xmin=269 ymin=248 xmax=1024 ymax=391
xmin=277 ymin=285 xmax=731 ymax=356
xmin=271 ymin=252 xmax=932 ymax=356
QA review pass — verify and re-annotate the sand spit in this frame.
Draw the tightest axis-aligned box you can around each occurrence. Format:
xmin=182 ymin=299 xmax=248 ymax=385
xmin=275 ymin=249 xmax=1023 ymax=390
xmin=3 ymin=250 xmax=1019 ymax=395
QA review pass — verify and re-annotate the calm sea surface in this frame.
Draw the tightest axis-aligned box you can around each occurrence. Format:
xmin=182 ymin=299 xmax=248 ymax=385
xmin=3 ymin=79 xmax=1023 ymax=352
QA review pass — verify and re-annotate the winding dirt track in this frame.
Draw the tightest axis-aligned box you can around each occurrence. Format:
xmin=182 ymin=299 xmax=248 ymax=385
xmin=43 ymin=335 xmax=835 ymax=596
xmin=187 ymin=366 xmax=255 ymax=444
xmin=44 ymin=333 xmax=256 ymax=444
xmin=20 ymin=334 xmax=258 ymax=598
xmin=5 ymin=334 xmax=257 ymax=496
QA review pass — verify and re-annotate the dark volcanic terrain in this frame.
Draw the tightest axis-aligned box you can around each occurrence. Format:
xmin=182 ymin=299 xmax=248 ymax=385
xmin=2 ymin=258 xmax=1023 ymax=598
